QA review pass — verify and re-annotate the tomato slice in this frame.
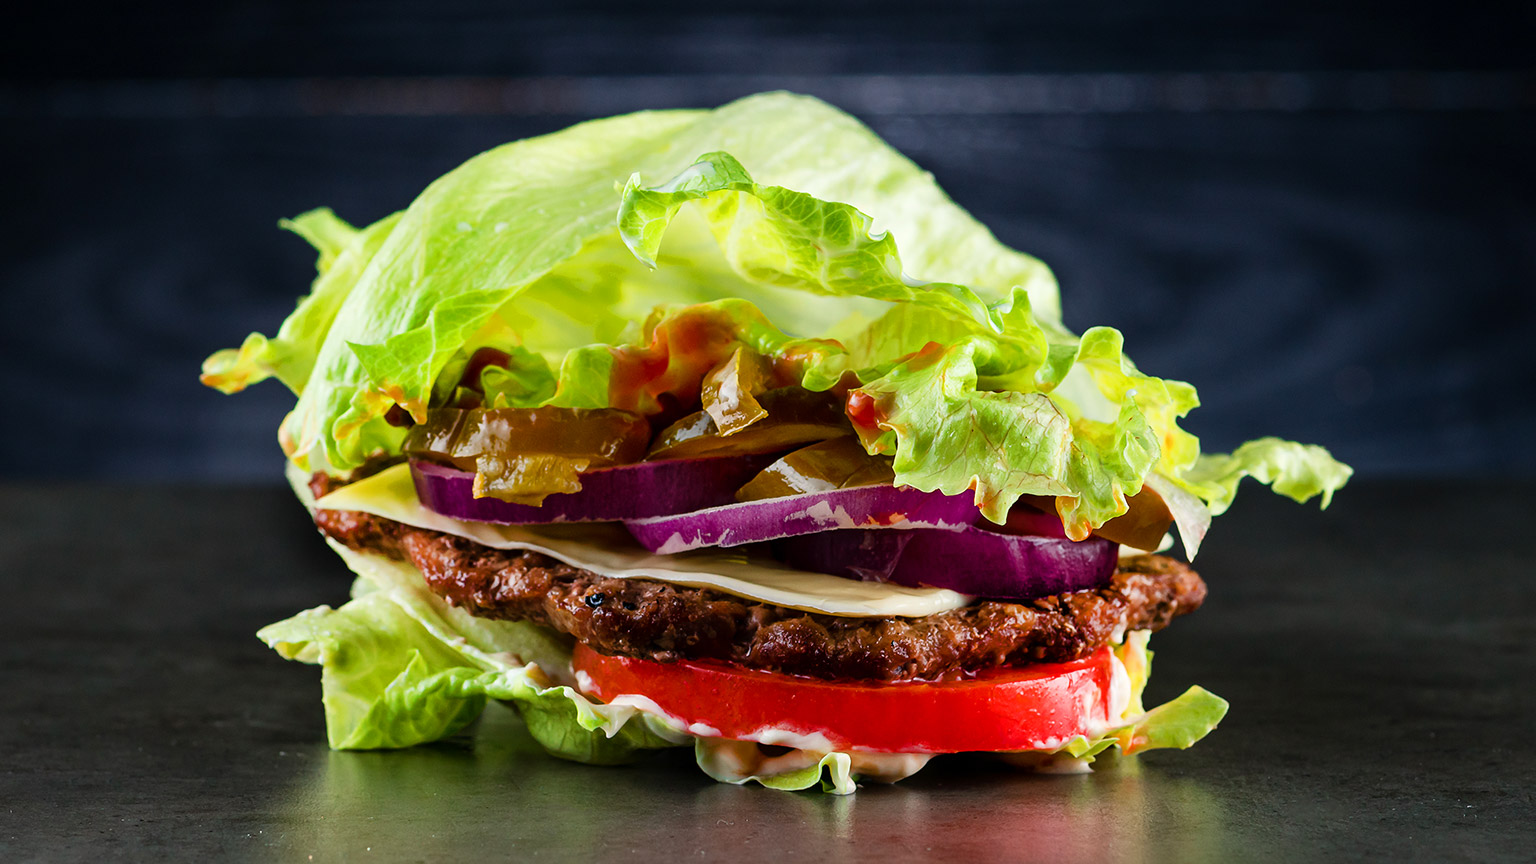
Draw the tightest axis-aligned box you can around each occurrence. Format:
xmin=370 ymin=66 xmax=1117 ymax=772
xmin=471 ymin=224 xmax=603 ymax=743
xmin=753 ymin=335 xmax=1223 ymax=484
xmin=573 ymin=643 xmax=1123 ymax=754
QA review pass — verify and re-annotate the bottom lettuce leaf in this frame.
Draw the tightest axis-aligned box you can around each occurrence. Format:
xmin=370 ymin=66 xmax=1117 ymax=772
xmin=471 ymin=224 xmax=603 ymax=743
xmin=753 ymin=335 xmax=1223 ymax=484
xmin=259 ymin=541 xmax=686 ymax=761
xmin=261 ymin=539 xmax=1226 ymax=793
xmin=1112 ymin=685 xmax=1230 ymax=755
xmin=695 ymin=740 xmax=860 ymax=794
xmin=517 ymin=686 xmax=687 ymax=765
xmin=261 ymin=595 xmax=498 ymax=749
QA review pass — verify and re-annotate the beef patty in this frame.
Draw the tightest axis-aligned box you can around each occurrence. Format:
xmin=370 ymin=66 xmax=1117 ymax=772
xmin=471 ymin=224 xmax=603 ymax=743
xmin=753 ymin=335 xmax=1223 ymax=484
xmin=311 ymin=474 xmax=1206 ymax=682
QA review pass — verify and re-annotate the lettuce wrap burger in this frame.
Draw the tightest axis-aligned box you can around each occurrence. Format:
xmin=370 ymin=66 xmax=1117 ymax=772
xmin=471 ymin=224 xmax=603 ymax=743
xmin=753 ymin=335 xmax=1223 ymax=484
xmin=203 ymin=92 xmax=1351 ymax=793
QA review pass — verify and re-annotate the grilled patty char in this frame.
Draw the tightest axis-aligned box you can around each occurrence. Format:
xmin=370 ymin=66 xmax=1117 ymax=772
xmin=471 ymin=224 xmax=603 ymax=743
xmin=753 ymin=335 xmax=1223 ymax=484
xmin=311 ymin=473 xmax=1206 ymax=682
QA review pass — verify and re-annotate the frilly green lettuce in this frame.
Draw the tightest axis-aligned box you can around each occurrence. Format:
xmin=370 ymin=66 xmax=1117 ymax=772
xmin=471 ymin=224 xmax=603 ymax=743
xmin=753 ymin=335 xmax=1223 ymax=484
xmin=618 ymin=150 xmax=999 ymax=329
xmin=206 ymin=93 xmax=1348 ymax=535
xmin=1181 ymin=436 xmax=1355 ymax=517
xmin=694 ymin=742 xmax=861 ymax=795
xmin=259 ymin=540 xmax=686 ymax=759
xmin=201 ymin=209 xmax=402 ymax=397
xmin=208 ymin=92 xmax=1055 ymax=475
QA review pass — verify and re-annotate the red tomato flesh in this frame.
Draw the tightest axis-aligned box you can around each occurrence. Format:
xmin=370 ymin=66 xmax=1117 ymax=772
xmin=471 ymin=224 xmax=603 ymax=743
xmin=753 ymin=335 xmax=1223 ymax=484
xmin=573 ymin=643 xmax=1120 ymax=753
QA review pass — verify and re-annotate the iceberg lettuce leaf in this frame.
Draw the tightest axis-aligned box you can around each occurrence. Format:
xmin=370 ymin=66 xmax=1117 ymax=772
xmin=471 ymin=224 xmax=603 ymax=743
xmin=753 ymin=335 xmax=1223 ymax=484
xmin=213 ymin=93 xmax=1053 ymax=472
xmin=1181 ymin=436 xmax=1354 ymax=517
xmin=1111 ymin=686 xmax=1231 ymax=754
xmin=694 ymin=740 xmax=857 ymax=794
xmin=260 ymin=596 xmax=498 ymax=750
xmin=206 ymin=92 xmax=1345 ymax=529
xmin=618 ymin=150 xmax=996 ymax=328
xmin=850 ymin=338 xmax=1160 ymax=529
xmin=258 ymin=542 xmax=685 ymax=762
xmin=201 ymin=209 xmax=402 ymax=396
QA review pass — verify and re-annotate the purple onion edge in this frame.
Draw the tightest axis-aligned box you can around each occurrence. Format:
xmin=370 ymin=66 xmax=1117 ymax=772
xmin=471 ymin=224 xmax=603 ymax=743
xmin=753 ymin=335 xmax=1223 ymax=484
xmin=409 ymin=454 xmax=776 ymax=524
xmin=622 ymin=485 xmax=981 ymax=552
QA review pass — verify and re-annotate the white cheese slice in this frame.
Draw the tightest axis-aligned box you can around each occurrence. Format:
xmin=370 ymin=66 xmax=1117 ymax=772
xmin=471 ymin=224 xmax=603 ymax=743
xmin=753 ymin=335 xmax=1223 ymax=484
xmin=313 ymin=463 xmax=973 ymax=618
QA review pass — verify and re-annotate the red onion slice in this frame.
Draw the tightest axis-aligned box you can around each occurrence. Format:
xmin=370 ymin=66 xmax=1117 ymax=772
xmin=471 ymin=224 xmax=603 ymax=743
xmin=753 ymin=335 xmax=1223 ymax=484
xmin=776 ymin=525 xmax=1118 ymax=602
xmin=772 ymin=529 xmax=916 ymax=583
xmin=410 ymin=454 xmax=778 ymax=525
xmin=623 ymin=486 xmax=980 ymax=554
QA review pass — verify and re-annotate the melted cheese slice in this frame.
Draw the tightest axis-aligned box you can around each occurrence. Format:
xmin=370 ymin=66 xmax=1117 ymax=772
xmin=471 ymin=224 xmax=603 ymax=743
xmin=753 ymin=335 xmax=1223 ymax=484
xmin=1120 ymin=533 xmax=1174 ymax=557
xmin=313 ymin=464 xmax=973 ymax=618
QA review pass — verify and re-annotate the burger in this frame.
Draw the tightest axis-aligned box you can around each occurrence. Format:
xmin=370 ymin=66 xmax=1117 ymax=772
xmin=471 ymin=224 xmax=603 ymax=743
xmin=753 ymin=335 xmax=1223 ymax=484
xmin=203 ymin=92 xmax=1351 ymax=793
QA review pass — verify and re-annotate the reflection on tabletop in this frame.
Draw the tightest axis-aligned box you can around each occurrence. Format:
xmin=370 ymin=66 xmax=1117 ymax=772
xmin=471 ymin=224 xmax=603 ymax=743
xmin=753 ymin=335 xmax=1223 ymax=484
xmin=266 ymin=704 xmax=1227 ymax=862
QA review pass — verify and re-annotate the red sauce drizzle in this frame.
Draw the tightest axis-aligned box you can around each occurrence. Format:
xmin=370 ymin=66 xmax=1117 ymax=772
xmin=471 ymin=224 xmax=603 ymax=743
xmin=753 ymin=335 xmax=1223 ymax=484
xmin=845 ymin=390 xmax=882 ymax=433
xmin=605 ymin=309 xmax=744 ymax=414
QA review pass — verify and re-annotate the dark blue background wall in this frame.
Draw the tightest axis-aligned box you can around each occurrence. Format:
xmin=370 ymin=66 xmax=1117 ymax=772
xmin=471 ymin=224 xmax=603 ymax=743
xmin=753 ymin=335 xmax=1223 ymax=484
xmin=3 ymin=2 xmax=1533 ymax=481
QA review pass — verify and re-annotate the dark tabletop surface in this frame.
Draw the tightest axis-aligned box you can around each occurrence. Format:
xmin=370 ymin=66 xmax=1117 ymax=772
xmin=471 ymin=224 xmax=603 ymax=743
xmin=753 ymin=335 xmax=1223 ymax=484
xmin=2 ymin=477 xmax=1532 ymax=862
